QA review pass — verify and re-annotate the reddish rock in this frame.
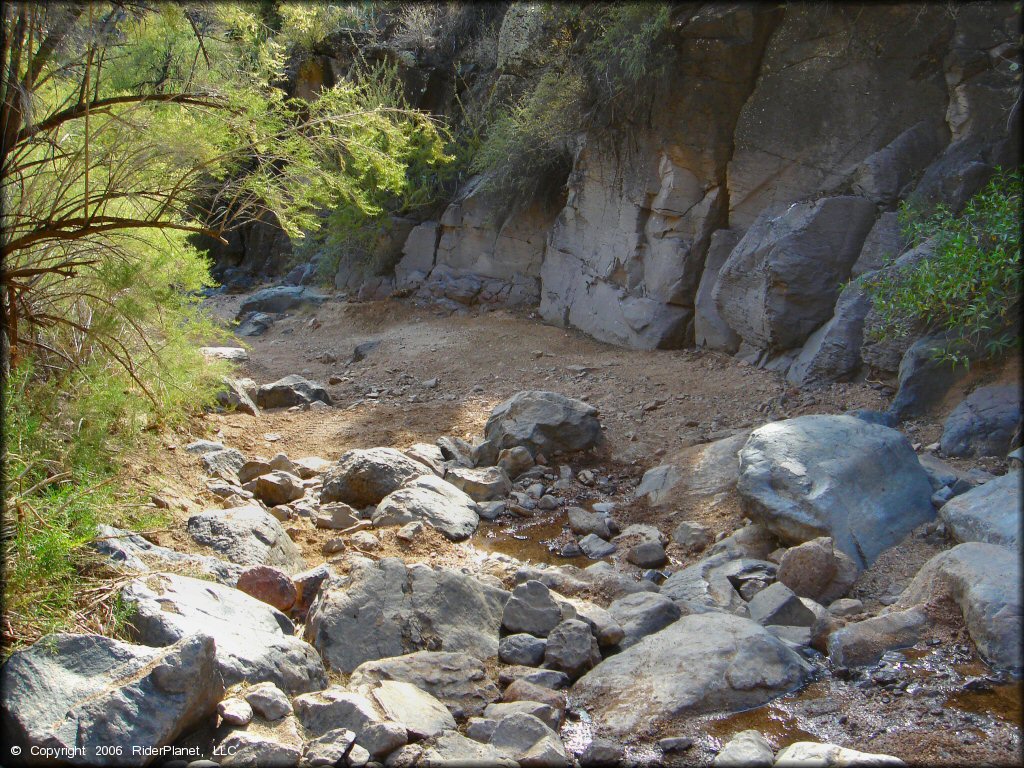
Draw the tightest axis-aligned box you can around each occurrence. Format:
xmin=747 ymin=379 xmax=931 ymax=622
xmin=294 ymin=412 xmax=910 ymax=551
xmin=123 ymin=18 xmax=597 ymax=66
xmin=236 ymin=565 xmax=297 ymax=612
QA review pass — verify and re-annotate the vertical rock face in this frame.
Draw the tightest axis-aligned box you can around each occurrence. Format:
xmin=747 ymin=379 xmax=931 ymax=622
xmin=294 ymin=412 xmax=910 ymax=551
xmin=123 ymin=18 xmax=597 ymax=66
xmin=726 ymin=4 xmax=951 ymax=229
xmin=538 ymin=6 xmax=780 ymax=350
xmin=714 ymin=197 xmax=877 ymax=354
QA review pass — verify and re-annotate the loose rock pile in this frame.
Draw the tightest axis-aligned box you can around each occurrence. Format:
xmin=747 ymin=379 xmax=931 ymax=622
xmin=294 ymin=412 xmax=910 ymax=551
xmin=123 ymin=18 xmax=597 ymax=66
xmin=2 ymin=387 xmax=1019 ymax=766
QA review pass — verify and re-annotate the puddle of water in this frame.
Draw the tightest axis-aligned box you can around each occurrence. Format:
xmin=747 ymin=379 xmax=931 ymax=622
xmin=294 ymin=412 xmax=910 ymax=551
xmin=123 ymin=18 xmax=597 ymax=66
xmin=472 ymin=513 xmax=588 ymax=565
xmin=704 ymin=697 xmax=818 ymax=750
xmin=946 ymin=682 xmax=1023 ymax=725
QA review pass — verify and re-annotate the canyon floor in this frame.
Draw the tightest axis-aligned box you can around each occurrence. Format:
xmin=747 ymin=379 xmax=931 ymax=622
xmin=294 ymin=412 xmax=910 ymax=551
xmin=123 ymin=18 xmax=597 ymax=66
xmin=137 ymin=293 xmax=1020 ymax=766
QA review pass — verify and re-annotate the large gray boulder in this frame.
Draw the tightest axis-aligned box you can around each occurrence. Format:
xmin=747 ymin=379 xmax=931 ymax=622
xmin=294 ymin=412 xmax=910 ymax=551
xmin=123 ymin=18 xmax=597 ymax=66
xmin=92 ymin=525 xmax=243 ymax=585
xmin=572 ymin=613 xmax=811 ymax=737
xmin=484 ymin=391 xmax=602 ymax=457
xmin=940 ymin=385 xmax=1022 ymax=458
xmin=349 ymin=651 xmax=500 ymax=719
xmin=256 ymin=375 xmax=331 ymax=409
xmin=321 ymin=448 xmax=431 ymax=507
xmin=305 ymin=558 xmax=509 ymax=673
xmin=238 ymin=285 xmax=326 ymax=315
xmin=1 ymin=633 xmax=222 ymax=767
xmin=187 ymin=505 xmax=305 ymax=574
xmin=938 ymin=471 xmax=1020 ymax=550
xmin=737 ymin=415 xmax=935 ymax=568
xmin=488 ymin=712 xmax=570 ymax=768
xmin=895 ymin=542 xmax=1021 ymax=674
xmin=373 ymin=474 xmax=480 ymax=541
xmin=122 ymin=573 xmax=326 ymax=694
xmin=713 ymin=197 xmax=876 ymax=353
xmin=635 ymin=430 xmax=750 ymax=508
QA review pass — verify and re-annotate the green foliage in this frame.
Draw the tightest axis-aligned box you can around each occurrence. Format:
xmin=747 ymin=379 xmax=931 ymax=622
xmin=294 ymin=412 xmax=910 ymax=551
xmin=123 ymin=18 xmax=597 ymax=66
xmin=864 ymin=168 xmax=1023 ymax=367
xmin=469 ymin=2 xmax=674 ymax=212
xmin=470 ymin=69 xmax=586 ymax=214
xmin=2 ymin=1 xmax=446 ymax=647
xmin=276 ymin=2 xmax=377 ymax=53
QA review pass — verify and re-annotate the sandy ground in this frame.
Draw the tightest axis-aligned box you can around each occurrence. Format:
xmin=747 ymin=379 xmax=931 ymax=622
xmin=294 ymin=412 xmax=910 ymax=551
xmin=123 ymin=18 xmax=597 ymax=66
xmin=134 ymin=293 xmax=1020 ymax=766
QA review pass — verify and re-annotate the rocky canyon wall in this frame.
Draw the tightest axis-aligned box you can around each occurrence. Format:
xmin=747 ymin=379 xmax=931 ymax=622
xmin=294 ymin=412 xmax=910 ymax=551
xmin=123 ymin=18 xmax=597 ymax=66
xmin=394 ymin=2 xmax=1019 ymax=388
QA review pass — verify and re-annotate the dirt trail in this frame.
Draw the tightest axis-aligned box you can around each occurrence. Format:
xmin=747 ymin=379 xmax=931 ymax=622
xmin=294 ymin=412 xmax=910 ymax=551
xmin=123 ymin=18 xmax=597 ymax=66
xmin=138 ymin=294 xmax=1019 ymax=766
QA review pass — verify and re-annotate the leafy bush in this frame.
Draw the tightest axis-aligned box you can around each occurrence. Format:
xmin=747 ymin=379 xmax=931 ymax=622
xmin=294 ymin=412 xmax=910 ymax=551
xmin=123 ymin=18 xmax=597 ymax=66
xmin=468 ymin=2 xmax=674 ymax=213
xmin=470 ymin=69 xmax=586 ymax=215
xmin=864 ymin=168 xmax=1022 ymax=367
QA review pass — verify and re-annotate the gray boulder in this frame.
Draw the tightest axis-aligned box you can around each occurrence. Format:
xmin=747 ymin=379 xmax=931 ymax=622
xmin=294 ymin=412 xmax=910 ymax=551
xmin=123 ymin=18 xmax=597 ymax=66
xmin=356 ymin=722 xmax=407 ymax=760
xmin=561 ymin=597 xmax=625 ymax=648
xmin=1 ymin=633 xmax=222 ymax=766
xmin=235 ymin=311 xmax=274 ymax=337
xmin=484 ymin=391 xmax=602 ymax=457
xmin=445 ymin=465 xmax=512 ymax=501
xmin=714 ymin=197 xmax=876 ymax=353
xmin=217 ymin=377 xmax=260 ymax=416
xmin=607 ymin=592 xmax=682 ymax=649
xmin=774 ymin=742 xmax=906 ymax=766
xmin=940 ymin=385 xmax=1022 ymax=458
xmin=349 ymin=651 xmax=500 ymax=719
xmin=567 ymin=507 xmax=611 ymax=539
xmin=201 ymin=448 xmax=246 ymax=479
xmin=254 ymin=470 xmax=304 ymax=506
xmin=304 ymin=728 xmax=358 ymax=767
xmin=572 ymin=613 xmax=811 ymax=737
xmin=827 ymin=606 xmax=927 ymax=668
xmin=373 ymin=474 xmax=480 ymax=541
xmin=543 ymin=619 xmax=601 ymax=679
xmin=578 ymin=534 xmax=616 ymax=559
xmin=293 ymin=687 xmax=382 ymax=738
xmin=747 ymin=582 xmax=817 ymax=627
xmin=217 ymin=715 xmax=303 ymax=767
xmin=238 ymin=285 xmax=326 ymax=315
xmin=658 ymin=553 xmax=749 ymax=615
xmin=635 ymin=430 xmax=750 ymax=509
xmin=502 ymin=580 xmax=563 ymax=638
xmin=852 ymin=212 xmax=906 ymax=278
xmin=499 ymin=634 xmax=547 ymax=666
xmin=368 ymin=680 xmax=455 ymax=740
xmin=420 ymin=731 xmax=514 ymax=766
xmin=484 ymin=702 xmax=561 ymax=732
xmin=305 ymin=558 xmax=508 ymax=672
xmin=489 ymin=713 xmax=570 ymax=768
xmin=187 ymin=505 xmax=305 ymax=573
xmin=776 ymin=536 xmax=859 ymax=604
xmin=321 ymin=448 xmax=431 ymax=507
xmin=122 ymin=573 xmax=326 ymax=694
xmin=92 ymin=525 xmax=243 ymax=585
xmin=939 ymin=471 xmax=1020 ymax=549
xmin=895 ymin=542 xmax=1021 ymax=674
xmin=737 ymin=415 xmax=935 ymax=568
xmin=888 ymin=333 xmax=967 ymax=419
xmin=256 ymin=375 xmax=331 ymax=409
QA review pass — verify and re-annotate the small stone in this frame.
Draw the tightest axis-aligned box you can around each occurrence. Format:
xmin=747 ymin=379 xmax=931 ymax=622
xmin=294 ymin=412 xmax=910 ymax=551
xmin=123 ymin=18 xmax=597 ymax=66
xmin=347 ymin=743 xmax=372 ymax=767
xmin=356 ymin=722 xmax=408 ymax=760
xmin=671 ymin=521 xmax=712 ymax=551
xmin=316 ymin=502 xmax=360 ymax=530
xmin=581 ymin=737 xmax=625 ymax=766
xmin=626 ymin=541 xmax=667 ymax=568
xmin=218 ymin=697 xmax=253 ymax=726
xmin=351 ymin=531 xmax=381 ymax=551
xmin=244 ymin=682 xmax=292 ymax=720
xmin=396 ymin=521 xmax=425 ymax=542
xmin=499 ymin=634 xmax=547 ymax=667
xmin=829 ymin=598 xmax=864 ymax=617
xmin=502 ymin=580 xmax=563 ymax=637
xmin=578 ymin=534 xmax=616 ymax=559
xmin=713 ymin=729 xmax=773 ymax=766
xmin=323 ymin=538 xmax=346 ymax=555
xmin=236 ymin=565 xmax=298 ymax=612
xmin=543 ymin=619 xmax=600 ymax=679
xmin=658 ymin=736 xmax=693 ymax=753
xmin=538 ymin=494 xmax=560 ymax=510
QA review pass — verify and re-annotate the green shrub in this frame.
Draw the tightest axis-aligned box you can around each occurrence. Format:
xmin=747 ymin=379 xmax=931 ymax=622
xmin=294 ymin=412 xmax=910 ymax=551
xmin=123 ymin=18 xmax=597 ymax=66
xmin=863 ymin=168 xmax=1022 ymax=367
xmin=470 ymin=68 xmax=586 ymax=215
